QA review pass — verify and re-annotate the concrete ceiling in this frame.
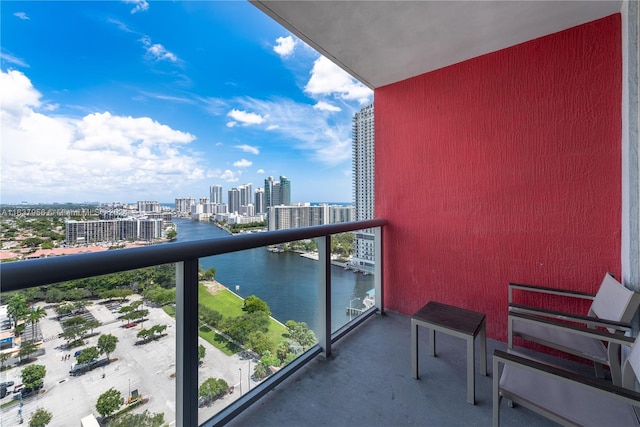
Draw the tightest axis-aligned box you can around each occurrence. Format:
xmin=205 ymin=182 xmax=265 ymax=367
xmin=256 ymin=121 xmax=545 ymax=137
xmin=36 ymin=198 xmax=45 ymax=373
xmin=251 ymin=1 xmax=623 ymax=89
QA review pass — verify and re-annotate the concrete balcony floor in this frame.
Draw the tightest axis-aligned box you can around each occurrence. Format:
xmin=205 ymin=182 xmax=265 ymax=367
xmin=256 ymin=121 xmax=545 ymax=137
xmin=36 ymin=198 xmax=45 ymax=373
xmin=228 ymin=310 xmax=577 ymax=427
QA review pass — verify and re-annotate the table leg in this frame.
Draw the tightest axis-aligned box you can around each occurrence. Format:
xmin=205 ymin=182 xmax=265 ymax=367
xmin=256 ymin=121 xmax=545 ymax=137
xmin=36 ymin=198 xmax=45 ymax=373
xmin=480 ymin=321 xmax=487 ymax=376
xmin=467 ymin=336 xmax=475 ymax=404
xmin=428 ymin=328 xmax=435 ymax=357
xmin=411 ymin=320 xmax=419 ymax=379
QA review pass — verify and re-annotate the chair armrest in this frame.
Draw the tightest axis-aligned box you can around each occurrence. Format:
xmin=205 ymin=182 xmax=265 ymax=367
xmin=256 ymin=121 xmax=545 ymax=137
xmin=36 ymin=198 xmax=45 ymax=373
xmin=508 ymin=312 xmax=636 ymax=346
xmin=509 ymin=282 xmax=596 ymax=304
xmin=493 ymin=349 xmax=640 ymax=404
xmin=509 ymin=304 xmax=633 ymax=333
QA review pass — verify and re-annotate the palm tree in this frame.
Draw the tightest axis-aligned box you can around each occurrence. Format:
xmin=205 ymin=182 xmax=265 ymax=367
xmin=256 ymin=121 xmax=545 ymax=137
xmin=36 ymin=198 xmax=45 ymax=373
xmin=29 ymin=307 xmax=47 ymax=342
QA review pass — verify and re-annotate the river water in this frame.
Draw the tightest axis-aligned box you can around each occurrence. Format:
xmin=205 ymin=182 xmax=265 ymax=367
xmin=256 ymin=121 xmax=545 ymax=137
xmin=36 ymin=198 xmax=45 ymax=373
xmin=168 ymin=218 xmax=374 ymax=333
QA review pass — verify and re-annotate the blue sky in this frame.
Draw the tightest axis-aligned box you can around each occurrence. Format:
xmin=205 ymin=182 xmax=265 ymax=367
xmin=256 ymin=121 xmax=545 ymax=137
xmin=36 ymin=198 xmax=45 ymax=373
xmin=0 ymin=1 xmax=372 ymax=205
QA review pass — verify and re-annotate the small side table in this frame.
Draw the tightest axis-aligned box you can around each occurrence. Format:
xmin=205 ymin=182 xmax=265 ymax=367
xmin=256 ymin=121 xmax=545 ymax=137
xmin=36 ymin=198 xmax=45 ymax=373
xmin=411 ymin=301 xmax=487 ymax=404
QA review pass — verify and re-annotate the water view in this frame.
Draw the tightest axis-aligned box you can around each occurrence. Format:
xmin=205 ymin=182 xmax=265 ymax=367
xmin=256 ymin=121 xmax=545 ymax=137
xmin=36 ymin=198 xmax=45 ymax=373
xmin=169 ymin=218 xmax=375 ymax=333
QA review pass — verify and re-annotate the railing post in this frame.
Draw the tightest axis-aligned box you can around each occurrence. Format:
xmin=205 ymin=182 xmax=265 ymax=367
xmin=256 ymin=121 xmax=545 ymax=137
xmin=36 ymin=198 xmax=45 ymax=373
xmin=176 ymin=259 xmax=199 ymax=427
xmin=374 ymin=226 xmax=384 ymax=314
xmin=317 ymin=235 xmax=332 ymax=358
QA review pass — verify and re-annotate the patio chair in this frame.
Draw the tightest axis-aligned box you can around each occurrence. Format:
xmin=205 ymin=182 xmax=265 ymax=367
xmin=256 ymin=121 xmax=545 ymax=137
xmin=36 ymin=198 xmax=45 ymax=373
xmin=493 ymin=331 xmax=640 ymax=427
xmin=508 ymin=273 xmax=640 ymax=385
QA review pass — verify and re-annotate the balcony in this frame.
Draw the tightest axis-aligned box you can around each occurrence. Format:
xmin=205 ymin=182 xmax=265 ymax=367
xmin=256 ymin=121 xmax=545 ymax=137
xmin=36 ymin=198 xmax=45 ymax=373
xmin=0 ymin=219 xmax=599 ymax=426
xmin=1 ymin=220 xmax=391 ymax=426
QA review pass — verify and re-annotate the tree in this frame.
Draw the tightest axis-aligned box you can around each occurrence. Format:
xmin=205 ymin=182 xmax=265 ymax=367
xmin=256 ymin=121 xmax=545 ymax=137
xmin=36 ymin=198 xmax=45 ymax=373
xmin=107 ymin=410 xmax=164 ymax=427
xmin=285 ymin=320 xmax=317 ymax=350
xmin=29 ymin=408 xmax=52 ymax=427
xmin=198 ymin=305 xmax=222 ymax=328
xmin=96 ymin=387 xmax=123 ymax=418
xmin=29 ymin=306 xmax=47 ymax=341
xmin=198 ymin=344 xmax=206 ymax=363
xmin=246 ymin=331 xmax=275 ymax=356
xmin=242 ymin=295 xmax=271 ymax=316
xmin=18 ymin=340 xmax=39 ymax=362
xmin=0 ymin=352 xmax=10 ymax=370
xmin=98 ymin=334 xmax=118 ymax=360
xmin=201 ymin=267 xmax=216 ymax=280
xmin=61 ymin=316 xmax=89 ymax=344
xmin=21 ymin=364 xmax=46 ymax=390
xmin=198 ymin=377 xmax=228 ymax=404
xmin=76 ymin=346 xmax=100 ymax=364
xmin=7 ymin=293 xmax=27 ymax=327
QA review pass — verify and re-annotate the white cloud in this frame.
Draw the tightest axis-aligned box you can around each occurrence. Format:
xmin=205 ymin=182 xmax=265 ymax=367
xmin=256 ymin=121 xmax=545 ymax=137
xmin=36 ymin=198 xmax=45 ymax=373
xmin=305 ymin=56 xmax=372 ymax=104
xmin=226 ymin=121 xmax=237 ymax=128
xmin=227 ymin=109 xmax=266 ymax=126
xmin=266 ymin=125 xmax=279 ymax=131
xmin=314 ymin=101 xmax=341 ymax=112
xmin=206 ymin=168 xmax=240 ymax=183
xmin=0 ymin=51 xmax=29 ymax=68
xmin=233 ymin=159 xmax=252 ymax=168
xmin=232 ymin=97 xmax=353 ymax=165
xmin=274 ymin=36 xmax=296 ymax=57
xmin=140 ymin=36 xmax=177 ymax=62
xmin=257 ymin=169 xmax=265 ymax=174
xmin=235 ymin=144 xmax=259 ymax=155
xmin=123 ymin=0 xmax=149 ymax=14
xmin=14 ymin=12 xmax=30 ymax=20
xmin=1 ymin=70 xmax=203 ymax=202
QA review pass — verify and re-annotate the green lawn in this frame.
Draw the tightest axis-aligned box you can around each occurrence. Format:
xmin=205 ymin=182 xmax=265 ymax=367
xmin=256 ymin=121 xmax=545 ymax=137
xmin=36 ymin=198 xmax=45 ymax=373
xmin=162 ymin=305 xmax=175 ymax=317
xmin=198 ymin=285 xmax=244 ymax=318
xmin=198 ymin=324 xmax=240 ymax=356
xmin=199 ymin=285 xmax=288 ymax=349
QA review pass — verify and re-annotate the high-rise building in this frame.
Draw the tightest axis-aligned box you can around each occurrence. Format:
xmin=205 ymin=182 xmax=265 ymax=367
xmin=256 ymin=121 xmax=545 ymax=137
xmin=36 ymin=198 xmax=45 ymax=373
xmin=137 ymin=201 xmax=160 ymax=213
xmin=209 ymin=185 xmax=223 ymax=205
xmin=352 ymin=103 xmax=375 ymax=273
xmin=264 ymin=176 xmax=291 ymax=209
xmin=175 ymin=198 xmax=195 ymax=214
xmin=239 ymin=183 xmax=253 ymax=207
xmin=255 ymin=188 xmax=265 ymax=214
xmin=268 ymin=204 xmax=327 ymax=231
xmin=228 ymin=188 xmax=240 ymax=214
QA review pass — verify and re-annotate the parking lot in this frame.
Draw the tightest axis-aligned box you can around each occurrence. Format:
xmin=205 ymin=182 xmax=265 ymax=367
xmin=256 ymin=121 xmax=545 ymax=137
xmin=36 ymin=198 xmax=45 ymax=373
xmin=0 ymin=297 xmax=259 ymax=426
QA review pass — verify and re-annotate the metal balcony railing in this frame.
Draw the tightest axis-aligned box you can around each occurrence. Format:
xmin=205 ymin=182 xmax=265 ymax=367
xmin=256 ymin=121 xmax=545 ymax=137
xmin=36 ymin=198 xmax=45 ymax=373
xmin=1 ymin=219 xmax=386 ymax=426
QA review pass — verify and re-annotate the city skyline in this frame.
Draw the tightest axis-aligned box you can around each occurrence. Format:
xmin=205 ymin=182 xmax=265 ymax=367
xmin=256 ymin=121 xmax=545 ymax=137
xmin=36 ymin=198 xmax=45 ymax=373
xmin=0 ymin=1 xmax=373 ymax=204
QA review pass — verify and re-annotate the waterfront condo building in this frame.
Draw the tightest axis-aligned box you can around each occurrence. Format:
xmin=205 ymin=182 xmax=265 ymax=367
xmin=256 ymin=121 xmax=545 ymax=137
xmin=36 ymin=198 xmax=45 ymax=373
xmin=352 ymin=103 xmax=375 ymax=273
xmin=209 ymin=185 xmax=223 ymax=205
xmin=137 ymin=201 xmax=160 ymax=213
xmin=174 ymin=197 xmax=195 ymax=214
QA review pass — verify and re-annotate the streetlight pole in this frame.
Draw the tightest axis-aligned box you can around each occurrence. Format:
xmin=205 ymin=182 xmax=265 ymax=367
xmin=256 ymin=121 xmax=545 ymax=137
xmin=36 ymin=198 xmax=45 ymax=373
xmin=239 ymin=368 xmax=242 ymax=396
xmin=248 ymin=360 xmax=251 ymax=392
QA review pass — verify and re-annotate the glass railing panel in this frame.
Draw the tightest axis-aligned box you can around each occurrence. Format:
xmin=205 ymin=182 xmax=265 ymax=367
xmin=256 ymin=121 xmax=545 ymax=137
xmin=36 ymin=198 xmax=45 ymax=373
xmin=0 ymin=267 xmax=177 ymax=426
xmin=330 ymin=230 xmax=376 ymax=333
xmin=196 ymin=243 xmax=319 ymax=425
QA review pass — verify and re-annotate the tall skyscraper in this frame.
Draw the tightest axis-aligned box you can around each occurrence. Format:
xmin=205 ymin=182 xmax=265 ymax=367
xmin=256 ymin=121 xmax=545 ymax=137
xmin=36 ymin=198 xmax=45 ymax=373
xmin=209 ymin=185 xmax=223 ymax=205
xmin=238 ymin=183 xmax=253 ymax=207
xmin=264 ymin=176 xmax=291 ymax=209
xmin=352 ymin=103 xmax=375 ymax=273
xmin=228 ymin=188 xmax=240 ymax=214
xmin=255 ymin=188 xmax=265 ymax=214
xmin=279 ymin=176 xmax=291 ymax=206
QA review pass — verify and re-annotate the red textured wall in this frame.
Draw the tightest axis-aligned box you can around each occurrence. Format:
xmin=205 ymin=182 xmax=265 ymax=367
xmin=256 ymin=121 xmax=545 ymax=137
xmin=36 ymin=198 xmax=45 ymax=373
xmin=375 ymin=14 xmax=622 ymax=341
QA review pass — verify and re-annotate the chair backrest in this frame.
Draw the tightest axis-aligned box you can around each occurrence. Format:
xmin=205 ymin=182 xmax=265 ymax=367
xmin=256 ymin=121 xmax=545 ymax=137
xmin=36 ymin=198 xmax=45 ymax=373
xmin=589 ymin=273 xmax=640 ymax=323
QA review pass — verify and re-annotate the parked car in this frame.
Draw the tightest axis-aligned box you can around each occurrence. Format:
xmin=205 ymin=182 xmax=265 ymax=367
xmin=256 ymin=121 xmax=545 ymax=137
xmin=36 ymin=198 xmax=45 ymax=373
xmin=0 ymin=381 xmax=14 ymax=388
xmin=124 ymin=322 xmax=137 ymax=329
